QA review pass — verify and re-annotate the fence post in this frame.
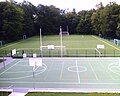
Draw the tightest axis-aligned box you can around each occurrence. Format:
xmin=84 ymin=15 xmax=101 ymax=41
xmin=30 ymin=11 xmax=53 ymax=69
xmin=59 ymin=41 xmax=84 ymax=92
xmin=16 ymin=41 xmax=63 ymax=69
xmin=104 ymin=50 xmax=106 ymax=57
xmin=5 ymin=50 xmax=6 ymax=57
xmin=86 ymin=50 xmax=87 ymax=57
xmin=114 ymin=50 xmax=115 ymax=57
xmin=76 ymin=50 xmax=78 ymax=57
xmin=95 ymin=50 xmax=96 ymax=57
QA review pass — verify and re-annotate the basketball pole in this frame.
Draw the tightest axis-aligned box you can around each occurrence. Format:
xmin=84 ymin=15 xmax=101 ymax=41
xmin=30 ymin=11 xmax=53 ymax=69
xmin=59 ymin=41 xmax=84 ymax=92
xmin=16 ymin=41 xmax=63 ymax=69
xmin=40 ymin=28 xmax=43 ymax=57
xmin=60 ymin=26 xmax=63 ymax=57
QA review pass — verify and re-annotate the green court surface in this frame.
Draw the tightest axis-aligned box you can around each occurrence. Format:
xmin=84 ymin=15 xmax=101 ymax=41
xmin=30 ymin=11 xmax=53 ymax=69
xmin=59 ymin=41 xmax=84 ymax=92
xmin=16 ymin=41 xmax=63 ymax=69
xmin=0 ymin=57 xmax=120 ymax=92
xmin=0 ymin=35 xmax=120 ymax=57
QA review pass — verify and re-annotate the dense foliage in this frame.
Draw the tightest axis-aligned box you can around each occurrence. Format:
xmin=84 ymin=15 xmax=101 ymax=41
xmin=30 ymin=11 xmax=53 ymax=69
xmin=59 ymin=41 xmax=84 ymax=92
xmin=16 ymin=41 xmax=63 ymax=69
xmin=0 ymin=1 xmax=120 ymax=43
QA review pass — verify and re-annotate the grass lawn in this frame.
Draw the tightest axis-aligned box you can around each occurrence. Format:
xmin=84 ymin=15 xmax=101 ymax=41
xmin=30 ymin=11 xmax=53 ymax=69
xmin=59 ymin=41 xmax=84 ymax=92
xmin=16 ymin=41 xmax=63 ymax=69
xmin=0 ymin=91 xmax=11 ymax=96
xmin=0 ymin=35 xmax=120 ymax=57
xmin=25 ymin=92 xmax=120 ymax=96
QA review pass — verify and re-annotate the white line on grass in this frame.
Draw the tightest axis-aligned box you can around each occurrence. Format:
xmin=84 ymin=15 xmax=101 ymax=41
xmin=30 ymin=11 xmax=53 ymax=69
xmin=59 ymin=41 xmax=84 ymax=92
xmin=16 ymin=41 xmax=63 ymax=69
xmin=89 ymin=63 xmax=99 ymax=80
xmin=0 ymin=41 xmax=23 ymax=50
xmin=75 ymin=60 xmax=80 ymax=84
xmin=95 ymin=48 xmax=101 ymax=57
xmin=0 ymin=60 xmax=21 ymax=76
xmin=92 ymin=36 xmax=120 ymax=51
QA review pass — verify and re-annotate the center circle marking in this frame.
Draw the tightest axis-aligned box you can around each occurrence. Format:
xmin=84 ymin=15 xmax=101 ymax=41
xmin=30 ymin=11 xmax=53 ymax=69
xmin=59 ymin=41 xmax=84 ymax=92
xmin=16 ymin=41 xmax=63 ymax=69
xmin=68 ymin=66 xmax=87 ymax=72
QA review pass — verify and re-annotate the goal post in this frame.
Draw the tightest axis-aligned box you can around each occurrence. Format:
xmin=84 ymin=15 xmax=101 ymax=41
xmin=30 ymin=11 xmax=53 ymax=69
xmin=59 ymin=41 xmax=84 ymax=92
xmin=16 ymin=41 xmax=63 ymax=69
xmin=59 ymin=26 xmax=69 ymax=36
xmin=114 ymin=39 xmax=119 ymax=46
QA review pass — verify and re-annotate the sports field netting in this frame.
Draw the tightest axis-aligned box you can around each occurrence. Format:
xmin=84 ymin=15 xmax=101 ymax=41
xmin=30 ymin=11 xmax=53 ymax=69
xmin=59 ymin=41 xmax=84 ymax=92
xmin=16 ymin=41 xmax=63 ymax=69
xmin=0 ymin=57 xmax=120 ymax=92
xmin=0 ymin=35 xmax=120 ymax=57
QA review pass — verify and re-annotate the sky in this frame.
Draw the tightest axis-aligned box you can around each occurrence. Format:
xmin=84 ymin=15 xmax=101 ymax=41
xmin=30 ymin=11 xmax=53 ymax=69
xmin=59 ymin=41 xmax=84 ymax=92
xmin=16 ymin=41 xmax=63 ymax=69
xmin=1 ymin=0 xmax=120 ymax=12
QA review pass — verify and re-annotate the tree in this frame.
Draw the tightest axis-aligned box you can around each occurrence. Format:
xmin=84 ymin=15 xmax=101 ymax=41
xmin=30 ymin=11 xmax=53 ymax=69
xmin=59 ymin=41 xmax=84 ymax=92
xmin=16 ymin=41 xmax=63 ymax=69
xmin=35 ymin=5 xmax=61 ymax=35
xmin=1 ymin=2 xmax=24 ymax=42
xmin=77 ymin=10 xmax=94 ymax=34
xmin=91 ymin=2 xmax=120 ymax=38
xmin=20 ymin=1 xmax=37 ymax=37
xmin=65 ymin=9 xmax=79 ymax=34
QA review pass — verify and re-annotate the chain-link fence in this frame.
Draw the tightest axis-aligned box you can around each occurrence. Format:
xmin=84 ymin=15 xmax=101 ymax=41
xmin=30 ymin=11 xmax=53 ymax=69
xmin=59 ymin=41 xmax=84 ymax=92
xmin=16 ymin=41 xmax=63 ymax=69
xmin=0 ymin=49 xmax=120 ymax=57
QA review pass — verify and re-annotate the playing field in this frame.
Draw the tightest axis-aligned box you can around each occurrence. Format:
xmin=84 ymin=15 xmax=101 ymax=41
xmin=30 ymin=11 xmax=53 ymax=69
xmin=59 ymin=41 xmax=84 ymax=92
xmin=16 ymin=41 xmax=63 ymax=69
xmin=0 ymin=35 xmax=120 ymax=57
xmin=0 ymin=57 xmax=120 ymax=93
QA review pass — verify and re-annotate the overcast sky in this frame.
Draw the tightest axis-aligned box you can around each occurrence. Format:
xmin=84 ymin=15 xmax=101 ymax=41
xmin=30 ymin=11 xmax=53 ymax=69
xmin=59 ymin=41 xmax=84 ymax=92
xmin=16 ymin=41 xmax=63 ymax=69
xmin=1 ymin=0 xmax=120 ymax=12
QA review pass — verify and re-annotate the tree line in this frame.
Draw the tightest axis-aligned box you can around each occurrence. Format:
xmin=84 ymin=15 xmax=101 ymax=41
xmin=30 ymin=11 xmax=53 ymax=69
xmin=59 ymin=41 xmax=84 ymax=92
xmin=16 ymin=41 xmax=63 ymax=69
xmin=0 ymin=1 xmax=120 ymax=43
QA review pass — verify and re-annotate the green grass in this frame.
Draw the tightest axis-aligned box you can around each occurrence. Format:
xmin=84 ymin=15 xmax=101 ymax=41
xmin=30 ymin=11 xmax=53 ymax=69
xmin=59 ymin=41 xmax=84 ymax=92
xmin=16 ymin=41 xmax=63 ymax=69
xmin=0 ymin=35 xmax=120 ymax=57
xmin=25 ymin=92 xmax=120 ymax=96
xmin=0 ymin=91 xmax=11 ymax=96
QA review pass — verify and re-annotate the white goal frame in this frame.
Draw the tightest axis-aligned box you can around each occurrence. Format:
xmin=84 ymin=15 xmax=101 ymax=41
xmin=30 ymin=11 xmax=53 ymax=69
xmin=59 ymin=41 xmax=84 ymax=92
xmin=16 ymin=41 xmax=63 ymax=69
xmin=114 ymin=39 xmax=119 ymax=46
xmin=59 ymin=26 xmax=69 ymax=36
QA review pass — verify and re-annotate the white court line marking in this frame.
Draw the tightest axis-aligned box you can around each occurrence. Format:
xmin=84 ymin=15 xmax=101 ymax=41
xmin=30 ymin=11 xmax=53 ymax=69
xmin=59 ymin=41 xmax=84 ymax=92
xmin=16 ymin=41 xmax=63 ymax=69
xmin=99 ymin=61 xmax=115 ymax=80
xmin=44 ymin=62 xmax=53 ymax=80
xmin=108 ymin=62 xmax=120 ymax=77
xmin=75 ymin=60 xmax=80 ymax=84
xmin=0 ymin=60 xmax=21 ymax=76
xmin=89 ymin=63 xmax=99 ymax=80
xmin=60 ymin=61 xmax=64 ymax=80
xmin=0 ymin=63 xmax=47 ymax=80
xmin=1 ymin=81 xmax=120 ymax=85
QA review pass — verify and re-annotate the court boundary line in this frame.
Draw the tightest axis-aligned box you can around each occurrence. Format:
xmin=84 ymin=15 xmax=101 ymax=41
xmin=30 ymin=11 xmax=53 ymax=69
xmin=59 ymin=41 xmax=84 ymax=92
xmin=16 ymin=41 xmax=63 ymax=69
xmin=0 ymin=60 xmax=20 ymax=76
xmin=43 ymin=61 xmax=53 ymax=80
xmin=89 ymin=63 xmax=99 ymax=80
xmin=60 ymin=61 xmax=64 ymax=80
xmin=28 ymin=88 xmax=120 ymax=93
xmin=1 ymin=81 xmax=120 ymax=84
xmin=75 ymin=60 xmax=80 ymax=84
xmin=42 ymin=57 xmax=120 ymax=60
xmin=1 ymin=88 xmax=120 ymax=93
xmin=0 ymin=63 xmax=47 ymax=80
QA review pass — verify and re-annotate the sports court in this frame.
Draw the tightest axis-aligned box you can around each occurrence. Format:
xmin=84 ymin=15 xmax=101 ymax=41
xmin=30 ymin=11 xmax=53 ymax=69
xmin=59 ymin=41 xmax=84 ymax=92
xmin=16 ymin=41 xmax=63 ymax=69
xmin=0 ymin=57 xmax=120 ymax=92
